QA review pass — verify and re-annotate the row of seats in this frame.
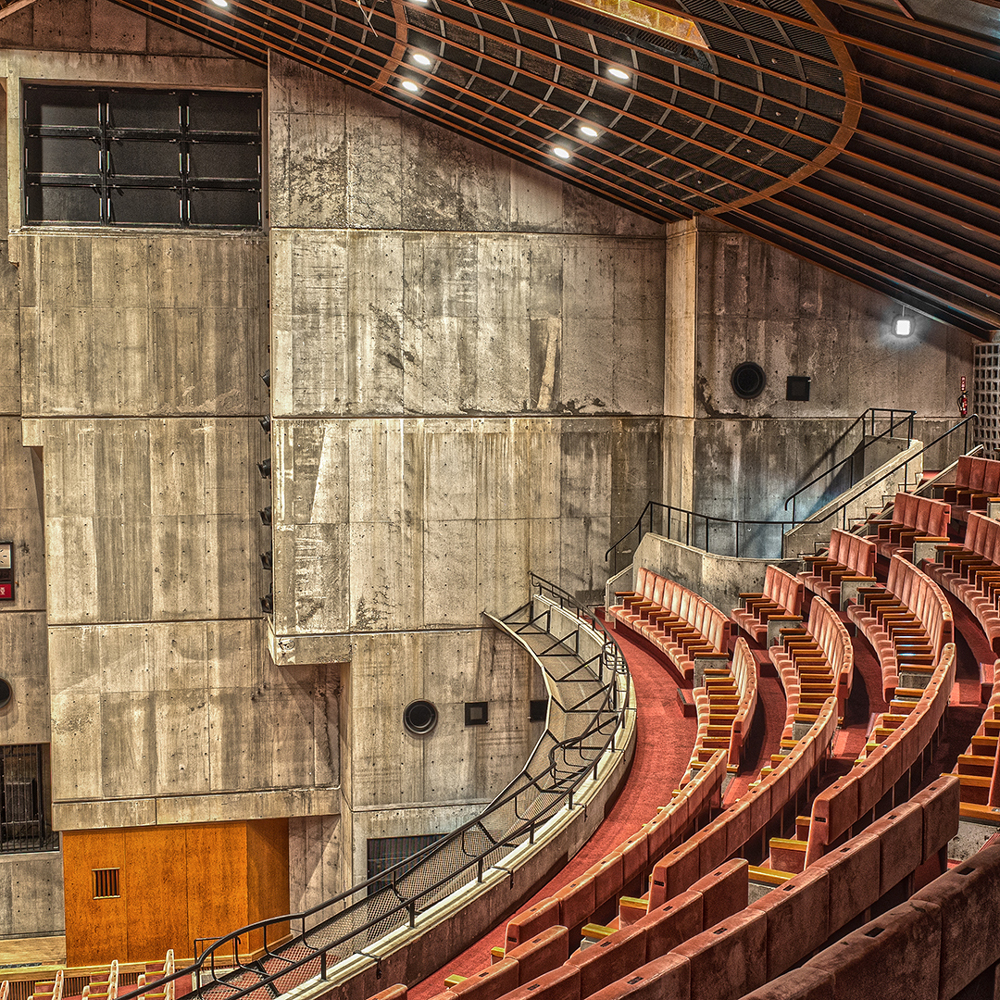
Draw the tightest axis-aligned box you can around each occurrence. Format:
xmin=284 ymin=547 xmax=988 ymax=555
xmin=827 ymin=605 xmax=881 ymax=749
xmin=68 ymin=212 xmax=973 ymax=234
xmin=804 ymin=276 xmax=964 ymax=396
xmin=803 ymin=645 xmax=956 ymax=868
xmin=936 ymin=454 xmax=1000 ymax=525
xmin=846 ymin=553 xmax=953 ymax=701
xmin=364 ymin=551 xmax=971 ymax=1000
xmin=81 ymin=963 xmax=118 ymax=1000
xmin=607 ymin=570 xmax=730 ymax=684
xmin=501 ymin=751 xmax=728 ymax=955
xmin=769 ymin=596 xmax=853 ymax=745
xmin=691 ymin=638 xmax=757 ymax=769
xmin=866 ymin=491 xmax=950 ymax=561
xmin=922 ymin=509 xmax=1000 ymax=655
xmin=946 ymin=662 xmax=1000 ymax=820
xmin=730 ymin=566 xmax=803 ymax=646
xmin=27 ymin=971 xmax=64 ymax=1000
xmin=376 ymin=774 xmax=958 ymax=1000
xmin=798 ymin=528 xmax=877 ymax=611
xmin=744 ymin=836 xmax=1000 ymax=1000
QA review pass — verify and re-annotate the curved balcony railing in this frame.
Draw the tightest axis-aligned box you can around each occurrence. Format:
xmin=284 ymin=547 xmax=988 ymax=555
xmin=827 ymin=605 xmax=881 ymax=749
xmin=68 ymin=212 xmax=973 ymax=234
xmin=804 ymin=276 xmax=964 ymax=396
xmin=115 ymin=576 xmax=631 ymax=1000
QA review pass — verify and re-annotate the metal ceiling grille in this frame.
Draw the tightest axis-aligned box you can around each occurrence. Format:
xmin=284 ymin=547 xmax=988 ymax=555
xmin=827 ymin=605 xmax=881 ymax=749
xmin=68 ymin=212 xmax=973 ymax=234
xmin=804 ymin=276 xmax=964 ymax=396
xmin=104 ymin=0 xmax=1000 ymax=337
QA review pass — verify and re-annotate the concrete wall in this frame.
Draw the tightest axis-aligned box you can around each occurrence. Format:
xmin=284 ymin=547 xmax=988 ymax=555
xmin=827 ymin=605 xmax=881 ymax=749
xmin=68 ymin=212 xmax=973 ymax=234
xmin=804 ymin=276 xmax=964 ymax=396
xmin=657 ymin=218 xmax=975 ymax=561
xmin=267 ymin=54 xmax=668 ymax=882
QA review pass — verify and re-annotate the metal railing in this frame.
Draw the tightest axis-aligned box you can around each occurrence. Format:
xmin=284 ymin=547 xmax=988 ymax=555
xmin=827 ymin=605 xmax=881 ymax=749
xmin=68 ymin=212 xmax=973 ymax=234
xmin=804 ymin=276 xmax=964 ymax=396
xmin=783 ymin=408 xmax=916 ymax=523
xmin=791 ymin=413 xmax=979 ymax=535
xmin=605 ymin=500 xmax=796 ymax=570
xmin=605 ymin=413 xmax=976 ymax=569
xmin=117 ymin=576 xmax=631 ymax=1000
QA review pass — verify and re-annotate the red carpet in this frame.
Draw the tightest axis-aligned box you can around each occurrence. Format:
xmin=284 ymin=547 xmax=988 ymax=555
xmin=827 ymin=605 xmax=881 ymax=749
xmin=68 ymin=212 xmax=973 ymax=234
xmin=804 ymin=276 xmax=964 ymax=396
xmin=407 ymin=620 xmax=697 ymax=999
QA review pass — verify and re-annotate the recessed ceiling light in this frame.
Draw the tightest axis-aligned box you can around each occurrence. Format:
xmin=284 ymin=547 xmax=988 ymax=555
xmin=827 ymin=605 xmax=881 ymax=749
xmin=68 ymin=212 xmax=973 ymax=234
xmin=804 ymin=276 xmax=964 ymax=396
xmin=608 ymin=67 xmax=630 ymax=81
xmin=579 ymin=125 xmax=599 ymax=138
xmin=401 ymin=80 xmax=420 ymax=93
xmin=412 ymin=52 xmax=432 ymax=67
xmin=553 ymin=146 xmax=571 ymax=160
xmin=209 ymin=0 xmax=228 ymax=6
xmin=894 ymin=317 xmax=912 ymax=337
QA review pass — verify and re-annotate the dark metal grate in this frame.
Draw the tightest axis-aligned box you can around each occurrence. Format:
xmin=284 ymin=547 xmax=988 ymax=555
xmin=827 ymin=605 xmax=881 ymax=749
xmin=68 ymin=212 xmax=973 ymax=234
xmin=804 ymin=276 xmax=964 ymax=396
xmin=0 ymin=744 xmax=56 ymax=854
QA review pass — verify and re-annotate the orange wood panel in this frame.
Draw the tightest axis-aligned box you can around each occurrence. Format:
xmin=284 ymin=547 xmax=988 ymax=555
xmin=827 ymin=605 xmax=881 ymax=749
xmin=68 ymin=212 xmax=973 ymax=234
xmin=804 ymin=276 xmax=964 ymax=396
xmin=62 ymin=829 xmax=128 ymax=967
xmin=246 ymin=818 xmax=291 ymax=948
xmin=125 ymin=825 xmax=190 ymax=963
xmin=185 ymin=822 xmax=249 ymax=958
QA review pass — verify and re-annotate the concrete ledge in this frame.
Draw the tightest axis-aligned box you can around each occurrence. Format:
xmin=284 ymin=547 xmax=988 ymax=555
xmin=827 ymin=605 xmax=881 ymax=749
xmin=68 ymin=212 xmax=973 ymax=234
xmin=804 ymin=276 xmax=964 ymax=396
xmin=53 ymin=787 xmax=340 ymax=829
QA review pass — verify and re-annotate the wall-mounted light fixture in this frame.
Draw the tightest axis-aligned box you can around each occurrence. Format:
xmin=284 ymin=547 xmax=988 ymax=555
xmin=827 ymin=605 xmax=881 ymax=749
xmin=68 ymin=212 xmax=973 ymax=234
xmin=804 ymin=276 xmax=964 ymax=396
xmin=259 ymin=506 xmax=272 ymax=525
xmin=260 ymin=370 xmax=271 ymax=388
xmin=260 ymin=593 xmax=273 ymax=614
xmin=259 ymin=416 xmax=271 ymax=434
xmin=893 ymin=306 xmax=912 ymax=337
xmin=257 ymin=458 xmax=271 ymax=478
xmin=260 ymin=551 xmax=273 ymax=570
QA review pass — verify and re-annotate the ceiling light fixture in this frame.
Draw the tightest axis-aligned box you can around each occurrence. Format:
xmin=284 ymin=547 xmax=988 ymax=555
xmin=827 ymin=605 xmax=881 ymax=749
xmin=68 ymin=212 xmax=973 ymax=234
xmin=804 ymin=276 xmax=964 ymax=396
xmin=209 ymin=0 xmax=229 ymax=7
xmin=401 ymin=80 xmax=420 ymax=93
xmin=608 ymin=67 xmax=630 ymax=81
xmin=412 ymin=52 xmax=432 ymax=66
xmin=579 ymin=125 xmax=599 ymax=138
xmin=553 ymin=146 xmax=571 ymax=160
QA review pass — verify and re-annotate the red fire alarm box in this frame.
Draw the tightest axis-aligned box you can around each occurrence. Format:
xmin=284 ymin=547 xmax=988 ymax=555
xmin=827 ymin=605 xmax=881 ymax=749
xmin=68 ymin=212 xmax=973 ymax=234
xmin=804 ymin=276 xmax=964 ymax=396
xmin=0 ymin=542 xmax=13 ymax=601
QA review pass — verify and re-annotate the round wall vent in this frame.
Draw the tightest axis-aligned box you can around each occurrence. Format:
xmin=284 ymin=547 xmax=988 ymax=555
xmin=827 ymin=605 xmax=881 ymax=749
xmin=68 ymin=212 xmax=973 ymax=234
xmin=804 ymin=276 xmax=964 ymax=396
xmin=0 ymin=678 xmax=11 ymax=709
xmin=403 ymin=700 xmax=438 ymax=735
xmin=731 ymin=362 xmax=766 ymax=399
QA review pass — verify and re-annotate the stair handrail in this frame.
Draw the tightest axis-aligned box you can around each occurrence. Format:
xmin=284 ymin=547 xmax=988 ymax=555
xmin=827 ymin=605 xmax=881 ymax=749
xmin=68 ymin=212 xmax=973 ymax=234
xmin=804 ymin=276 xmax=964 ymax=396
xmin=115 ymin=577 xmax=631 ymax=1000
xmin=796 ymin=412 xmax=979 ymax=533
xmin=783 ymin=407 xmax=915 ymax=521
xmin=605 ymin=499 xmax=795 ymax=564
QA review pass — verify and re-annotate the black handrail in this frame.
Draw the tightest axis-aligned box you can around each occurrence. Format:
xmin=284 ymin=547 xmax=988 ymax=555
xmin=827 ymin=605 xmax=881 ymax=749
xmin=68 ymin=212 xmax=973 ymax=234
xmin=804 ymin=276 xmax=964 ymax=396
xmin=605 ymin=413 xmax=976 ymax=568
xmin=605 ymin=500 xmax=795 ymax=566
xmin=793 ymin=412 xmax=979 ymax=534
xmin=783 ymin=407 xmax=916 ymax=521
xmin=116 ymin=577 xmax=631 ymax=1000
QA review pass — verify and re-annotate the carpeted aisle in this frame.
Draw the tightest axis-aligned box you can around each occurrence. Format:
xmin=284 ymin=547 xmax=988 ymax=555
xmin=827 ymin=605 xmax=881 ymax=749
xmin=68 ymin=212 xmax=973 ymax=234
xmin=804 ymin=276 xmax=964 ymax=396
xmin=406 ymin=620 xmax=697 ymax=999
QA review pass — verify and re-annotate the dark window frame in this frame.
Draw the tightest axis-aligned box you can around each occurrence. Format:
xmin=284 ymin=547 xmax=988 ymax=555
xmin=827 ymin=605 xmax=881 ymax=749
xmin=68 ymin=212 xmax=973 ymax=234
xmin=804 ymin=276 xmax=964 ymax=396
xmin=23 ymin=84 xmax=262 ymax=229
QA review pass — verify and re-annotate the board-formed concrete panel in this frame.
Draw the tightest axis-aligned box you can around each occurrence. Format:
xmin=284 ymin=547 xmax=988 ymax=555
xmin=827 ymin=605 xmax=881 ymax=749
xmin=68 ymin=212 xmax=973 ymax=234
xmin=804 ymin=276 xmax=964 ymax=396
xmin=18 ymin=233 xmax=267 ymax=418
xmin=47 ymin=619 xmax=339 ymax=828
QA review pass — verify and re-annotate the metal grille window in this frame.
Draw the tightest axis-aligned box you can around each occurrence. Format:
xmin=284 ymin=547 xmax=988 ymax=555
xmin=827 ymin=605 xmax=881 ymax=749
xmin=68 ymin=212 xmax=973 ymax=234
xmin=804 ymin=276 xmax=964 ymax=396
xmin=1 ymin=744 xmax=56 ymax=854
xmin=366 ymin=834 xmax=447 ymax=897
xmin=23 ymin=85 xmax=261 ymax=228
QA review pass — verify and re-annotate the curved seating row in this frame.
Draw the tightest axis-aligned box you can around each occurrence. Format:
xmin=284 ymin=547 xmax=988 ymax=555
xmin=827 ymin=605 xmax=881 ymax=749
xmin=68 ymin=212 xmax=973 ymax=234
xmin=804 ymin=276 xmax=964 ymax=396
xmin=769 ymin=596 xmax=853 ymax=744
xmin=730 ymin=566 xmax=803 ymax=646
xmin=608 ymin=570 xmax=730 ymax=684
xmin=502 ymin=750 xmax=728 ymax=954
xmin=846 ymin=553 xmax=952 ymax=701
xmin=865 ymin=491 xmax=950 ymax=562
xmin=691 ymin=637 xmax=758 ymax=769
xmin=922 ymin=509 xmax=1000 ymax=655
xmin=393 ymin=773 xmax=958 ymax=1000
xmin=803 ymin=644 xmax=956 ymax=868
xmin=946 ymin=659 xmax=1000 ymax=820
xmin=645 ymin=698 xmax=836 ymax=910
xmin=798 ymin=528 xmax=876 ymax=611
xmin=365 ymin=553 xmax=973 ymax=1000
xmin=743 ymin=836 xmax=1000 ymax=1000
xmin=936 ymin=453 xmax=1000 ymax=525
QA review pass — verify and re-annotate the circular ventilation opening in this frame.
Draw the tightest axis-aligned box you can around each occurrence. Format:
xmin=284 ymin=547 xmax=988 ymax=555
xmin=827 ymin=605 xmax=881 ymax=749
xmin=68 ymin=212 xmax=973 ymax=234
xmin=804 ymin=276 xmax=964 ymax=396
xmin=403 ymin=700 xmax=438 ymax=735
xmin=0 ymin=679 xmax=11 ymax=709
xmin=731 ymin=362 xmax=766 ymax=399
